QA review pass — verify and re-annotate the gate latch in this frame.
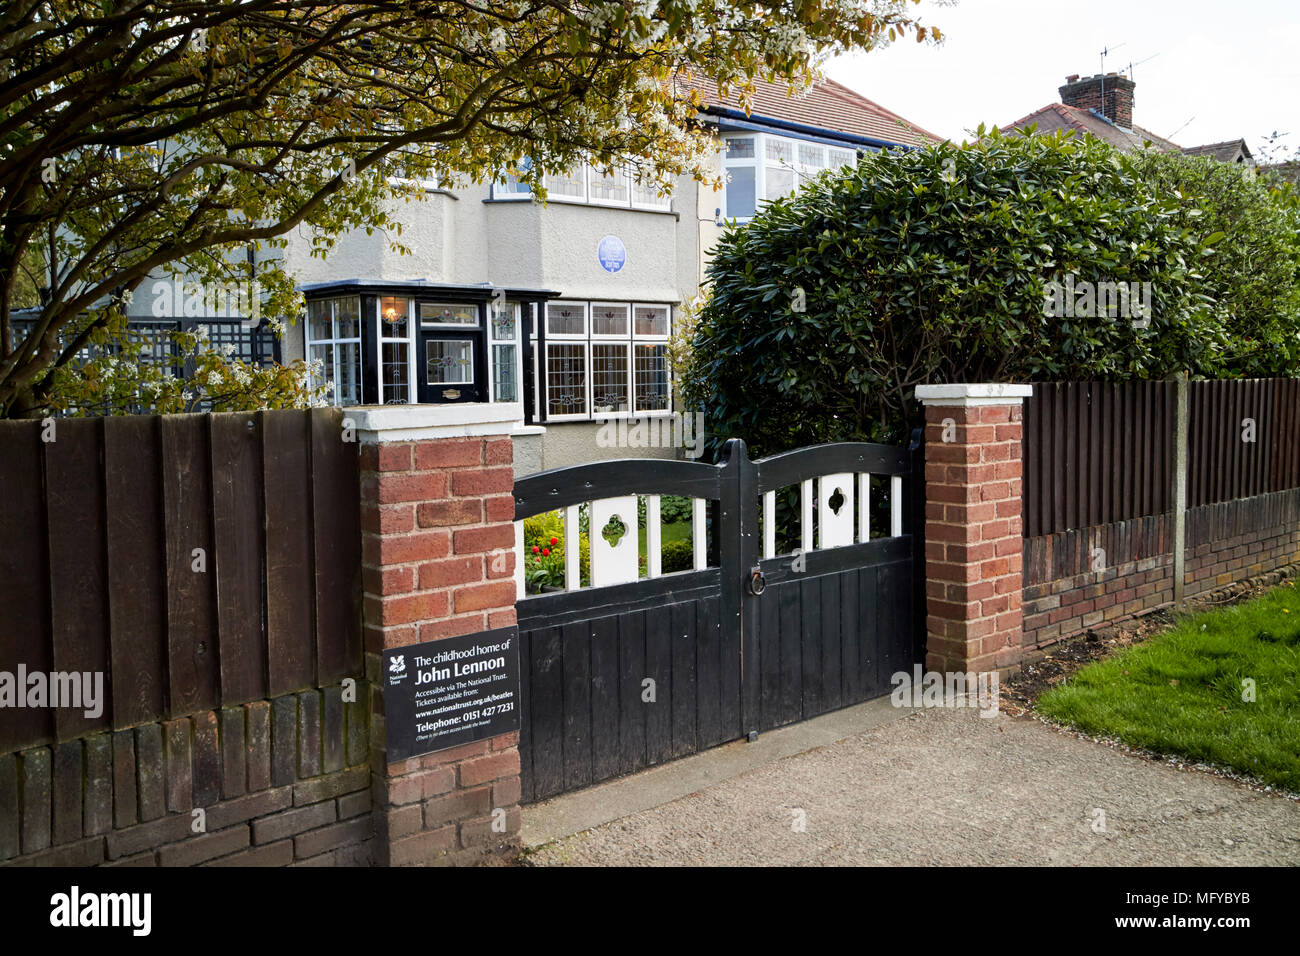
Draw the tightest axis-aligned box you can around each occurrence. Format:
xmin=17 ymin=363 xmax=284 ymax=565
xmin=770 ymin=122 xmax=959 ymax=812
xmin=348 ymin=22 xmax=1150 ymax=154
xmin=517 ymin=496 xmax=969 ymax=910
xmin=748 ymin=567 xmax=766 ymax=596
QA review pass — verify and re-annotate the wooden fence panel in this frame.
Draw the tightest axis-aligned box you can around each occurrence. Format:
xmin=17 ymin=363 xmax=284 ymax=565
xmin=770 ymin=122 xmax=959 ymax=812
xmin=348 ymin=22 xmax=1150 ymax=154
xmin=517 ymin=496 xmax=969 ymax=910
xmin=211 ymin=412 xmax=267 ymax=704
xmin=310 ymin=408 xmax=362 ymax=685
xmin=45 ymin=418 xmax=111 ymax=741
xmin=1187 ymin=379 xmax=1294 ymax=507
xmin=262 ymin=409 xmax=317 ymax=697
xmin=0 ymin=421 xmax=52 ymax=753
xmin=160 ymin=414 xmax=220 ymax=717
xmin=1026 ymin=379 xmax=1300 ymax=531
xmin=103 ymin=415 xmax=167 ymax=728
xmin=1022 ymin=381 xmax=1175 ymax=537
xmin=0 ymin=408 xmax=361 ymax=755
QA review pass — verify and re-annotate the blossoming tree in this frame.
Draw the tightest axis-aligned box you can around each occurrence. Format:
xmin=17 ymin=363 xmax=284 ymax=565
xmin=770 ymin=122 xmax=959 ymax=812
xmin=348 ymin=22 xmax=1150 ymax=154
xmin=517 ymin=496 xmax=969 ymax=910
xmin=0 ymin=0 xmax=942 ymax=417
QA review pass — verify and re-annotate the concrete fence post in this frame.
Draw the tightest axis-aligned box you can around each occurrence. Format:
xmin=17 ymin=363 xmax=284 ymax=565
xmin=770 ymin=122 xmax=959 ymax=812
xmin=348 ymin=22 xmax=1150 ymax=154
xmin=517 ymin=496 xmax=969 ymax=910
xmin=353 ymin=404 xmax=523 ymax=866
xmin=915 ymin=384 xmax=1033 ymax=676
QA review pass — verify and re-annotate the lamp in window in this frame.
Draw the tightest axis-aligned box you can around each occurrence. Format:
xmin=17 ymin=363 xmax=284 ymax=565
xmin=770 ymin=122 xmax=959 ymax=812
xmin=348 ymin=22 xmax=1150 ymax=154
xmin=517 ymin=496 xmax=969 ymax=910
xmin=383 ymin=304 xmax=399 ymax=324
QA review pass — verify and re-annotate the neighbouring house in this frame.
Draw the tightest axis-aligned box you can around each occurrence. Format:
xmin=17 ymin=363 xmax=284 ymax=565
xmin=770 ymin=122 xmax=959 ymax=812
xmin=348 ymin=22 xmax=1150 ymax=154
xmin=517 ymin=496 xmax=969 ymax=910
xmin=1006 ymin=72 xmax=1255 ymax=167
xmin=108 ymin=74 xmax=937 ymax=472
xmin=1182 ymin=139 xmax=1255 ymax=166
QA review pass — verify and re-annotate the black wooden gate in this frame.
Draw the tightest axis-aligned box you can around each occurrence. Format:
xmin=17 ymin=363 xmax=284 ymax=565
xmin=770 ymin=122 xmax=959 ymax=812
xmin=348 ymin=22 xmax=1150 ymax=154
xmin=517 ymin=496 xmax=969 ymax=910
xmin=513 ymin=437 xmax=923 ymax=803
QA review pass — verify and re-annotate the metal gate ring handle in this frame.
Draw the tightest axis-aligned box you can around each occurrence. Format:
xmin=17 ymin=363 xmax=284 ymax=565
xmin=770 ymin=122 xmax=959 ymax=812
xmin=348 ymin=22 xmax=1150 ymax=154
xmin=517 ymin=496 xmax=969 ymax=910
xmin=749 ymin=568 xmax=766 ymax=596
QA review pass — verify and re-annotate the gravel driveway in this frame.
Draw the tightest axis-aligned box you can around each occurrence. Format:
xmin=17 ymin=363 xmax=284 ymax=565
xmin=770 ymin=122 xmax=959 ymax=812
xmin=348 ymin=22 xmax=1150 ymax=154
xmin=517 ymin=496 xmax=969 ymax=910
xmin=523 ymin=707 xmax=1300 ymax=866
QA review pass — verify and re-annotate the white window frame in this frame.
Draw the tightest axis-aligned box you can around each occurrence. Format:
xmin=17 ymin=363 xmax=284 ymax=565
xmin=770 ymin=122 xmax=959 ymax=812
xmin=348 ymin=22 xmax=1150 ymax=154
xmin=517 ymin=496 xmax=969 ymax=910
xmin=589 ymin=301 xmax=630 ymax=339
xmin=488 ymin=300 xmax=523 ymax=404
xmin=545 ymin=300 xmax=587 ymax=339
xmin=721 ymin=132 xmax=861 ymax=222
xmin=304 ymin=295 xmax=363 ymax=407
xmin=383 ymin=148 xmax=440 ymax=192
xmin=629 ymin=166 xmax=673 ymax=211
xmin=722 ymin=134 xmax=759 ymax=221
xmin=587 ymin=163 xmax=631 ymax=208
xmin=590 ymin=340 xmax=633 ymax=419
xmin=376 ymin=295 xmax=416 ymax=405
xmin=537 ymin=300 xmax=674 ymax=423
xmin=496 ymin=158 xmax=672 ymax=211
xmin=543 ymin=167 xmax=588 ymax=204
xmin=491 ymin=158 xmax=534 ymax=201
xmin=419 ymin=301 xmax=480 ymax=328
xmin=544 ymin=340 xmax=590 ymax=421
xmin=631 ymin=303 xmax=671 ymax=416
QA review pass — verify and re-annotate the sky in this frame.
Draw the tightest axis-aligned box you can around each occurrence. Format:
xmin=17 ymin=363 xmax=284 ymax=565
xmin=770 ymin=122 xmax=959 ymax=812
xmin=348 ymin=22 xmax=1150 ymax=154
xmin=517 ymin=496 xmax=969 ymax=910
xmin=825 ymin=0 xmax=1300 ymax=160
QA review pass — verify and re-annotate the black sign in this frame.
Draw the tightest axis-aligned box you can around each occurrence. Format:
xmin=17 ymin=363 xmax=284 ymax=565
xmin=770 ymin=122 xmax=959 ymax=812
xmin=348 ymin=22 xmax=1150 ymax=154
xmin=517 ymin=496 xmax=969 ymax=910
xmin=382 ymin=626 xmax=521 ymax=762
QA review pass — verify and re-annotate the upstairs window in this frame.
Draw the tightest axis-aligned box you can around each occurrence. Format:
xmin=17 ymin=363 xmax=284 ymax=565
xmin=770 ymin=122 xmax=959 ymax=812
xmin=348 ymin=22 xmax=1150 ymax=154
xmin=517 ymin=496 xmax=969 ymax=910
xmin=721 ymin=132 xmax=860 ymax=222
xmin=492 ymin=160 xmax=672 ymax=210
xmin=493 ymin=158 xmax=533 ymax=199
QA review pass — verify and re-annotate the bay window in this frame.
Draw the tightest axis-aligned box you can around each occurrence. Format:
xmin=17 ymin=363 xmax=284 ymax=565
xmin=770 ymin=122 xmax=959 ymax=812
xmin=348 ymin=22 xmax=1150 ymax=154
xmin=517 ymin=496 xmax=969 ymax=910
xmin=304 ymin=284 xmax=532 ymax=409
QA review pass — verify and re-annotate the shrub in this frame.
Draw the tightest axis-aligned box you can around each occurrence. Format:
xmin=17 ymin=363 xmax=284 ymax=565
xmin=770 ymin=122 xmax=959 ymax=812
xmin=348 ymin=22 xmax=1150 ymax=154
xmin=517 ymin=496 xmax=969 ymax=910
xmin=1128 ymin=150 xmax=1300 ymax=377
xmin=660 ymin=539 xmax=694 ymax=573
xmin=637 ymin=494 xmax=693 ymax=527
xmin=682 ymin=128 xmax=1236 ymax=457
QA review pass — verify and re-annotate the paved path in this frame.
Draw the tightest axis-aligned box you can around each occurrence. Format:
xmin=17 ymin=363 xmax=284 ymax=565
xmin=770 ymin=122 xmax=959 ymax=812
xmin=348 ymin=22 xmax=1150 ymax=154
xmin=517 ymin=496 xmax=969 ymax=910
xmin=523 ymin=706 xmax=1300 ymax=866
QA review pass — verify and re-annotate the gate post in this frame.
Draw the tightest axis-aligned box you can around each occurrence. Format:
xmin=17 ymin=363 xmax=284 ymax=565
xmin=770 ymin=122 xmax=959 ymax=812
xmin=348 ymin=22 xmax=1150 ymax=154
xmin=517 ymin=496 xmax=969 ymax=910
xmin=354 ymin=404 xmax=523 ymax=866
xmin=914 ymin=385 xmax=1032 ymax=677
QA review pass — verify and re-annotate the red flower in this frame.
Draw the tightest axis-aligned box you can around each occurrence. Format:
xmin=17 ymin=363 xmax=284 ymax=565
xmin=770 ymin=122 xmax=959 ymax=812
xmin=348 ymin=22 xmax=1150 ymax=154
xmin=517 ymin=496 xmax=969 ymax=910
xmin=550 ymin=537 xmax=559 ymax=546
xmin=534 ymin=557 xmax=541 ymax=564
xmin=532 ymin=546 xmax=539 ymax=554
xmin=542 ymin=548 xmax=551 ymax=556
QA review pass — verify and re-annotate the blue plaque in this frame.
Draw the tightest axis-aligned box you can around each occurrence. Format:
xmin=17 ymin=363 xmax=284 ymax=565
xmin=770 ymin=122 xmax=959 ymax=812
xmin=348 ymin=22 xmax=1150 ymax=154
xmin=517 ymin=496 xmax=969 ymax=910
xmin=597 ymin=235 xmax=627 ymax=273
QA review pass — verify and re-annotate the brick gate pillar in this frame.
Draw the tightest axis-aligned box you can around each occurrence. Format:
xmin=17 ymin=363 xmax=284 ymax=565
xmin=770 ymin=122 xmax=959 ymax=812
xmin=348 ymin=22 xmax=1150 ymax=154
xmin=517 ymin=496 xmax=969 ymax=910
xmin=915 ymin=385 xmax=1033 ymax=677
xmin=354 ymin=405 xmax=522 ymax=866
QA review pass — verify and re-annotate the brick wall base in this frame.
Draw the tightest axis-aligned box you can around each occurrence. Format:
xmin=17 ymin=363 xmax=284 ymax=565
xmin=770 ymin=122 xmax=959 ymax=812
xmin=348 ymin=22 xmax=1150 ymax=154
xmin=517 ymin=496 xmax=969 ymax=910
xmin=0 ymin=683 xmax=372 ymax=867
xmin=1022 ymin=488 xmax=1300 ymax=651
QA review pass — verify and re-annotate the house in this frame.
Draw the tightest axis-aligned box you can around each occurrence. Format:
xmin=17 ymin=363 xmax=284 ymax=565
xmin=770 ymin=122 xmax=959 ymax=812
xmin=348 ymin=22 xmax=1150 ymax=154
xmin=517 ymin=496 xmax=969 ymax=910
xmin=1006 ymin=72 xmax=1254 ymax=166
xmin=117 ymin=73 xmax=937 ymax=473
xmin=1182 ymin=139 xmax=1255 ymax=166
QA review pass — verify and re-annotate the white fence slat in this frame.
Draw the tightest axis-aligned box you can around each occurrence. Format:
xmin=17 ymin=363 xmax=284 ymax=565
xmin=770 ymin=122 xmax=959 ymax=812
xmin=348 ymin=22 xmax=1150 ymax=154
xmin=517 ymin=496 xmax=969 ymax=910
xmin=564 ymin=504 xmax=581 ymax=590
xmin=858 ymin=473 xmax=871 ymax=543
xmin=763 ymin=490 xmax=776 ymax=559
xmin=591 ymin=496 xmax=639 ymax=588
xmin=890 ymin=475 xmax=903 ymax=537
xmin=818 ymin=473 xmax=854 ymax=549
xmin=647 ymin=494 xmax=662 ymax=578
xmin=692 ymin=498 xmax=706 ymax=570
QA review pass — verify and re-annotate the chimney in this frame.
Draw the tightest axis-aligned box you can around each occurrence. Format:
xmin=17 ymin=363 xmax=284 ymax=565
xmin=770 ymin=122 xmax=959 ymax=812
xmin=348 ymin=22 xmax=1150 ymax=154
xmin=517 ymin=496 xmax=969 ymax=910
xmin=1059 ymin=72 xmax=1135 ymax=129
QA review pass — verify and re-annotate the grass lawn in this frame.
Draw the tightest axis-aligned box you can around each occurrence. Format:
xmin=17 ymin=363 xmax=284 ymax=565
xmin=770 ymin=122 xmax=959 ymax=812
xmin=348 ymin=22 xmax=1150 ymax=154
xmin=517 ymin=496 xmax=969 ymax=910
xmin=637 ymin=519 xmax=691 ymax=554
xmin=1037 ymin=581 xmax=1300 ymax=792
